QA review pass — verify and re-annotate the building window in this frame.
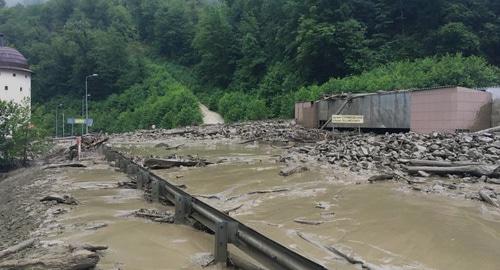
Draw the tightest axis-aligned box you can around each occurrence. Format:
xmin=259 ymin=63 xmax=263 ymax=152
xmin=25 ymin=75 xmax=28 ymax=78
xmin=20 ymin=87 xmax=23 ymax=92
xmin=12 ymin=73 xmax=16 ymax=77
xmin=4 ymin=86 xmax=8 ymax=90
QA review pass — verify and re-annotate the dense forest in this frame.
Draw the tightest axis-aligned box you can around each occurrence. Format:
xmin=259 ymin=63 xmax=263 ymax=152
xmin=0 ymin=0 xmax=499 ymax=133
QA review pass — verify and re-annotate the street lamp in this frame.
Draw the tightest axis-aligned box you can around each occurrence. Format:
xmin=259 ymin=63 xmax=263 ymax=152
xmin=62 ymin=106 xmax=65 ymax=138
xmin=85 ymin=73 xmax=98 ymax=134
xmin=55 ymin=103 xmax=62 ymax=138
xmin=81 ymin=94 xmax=90 ymax=136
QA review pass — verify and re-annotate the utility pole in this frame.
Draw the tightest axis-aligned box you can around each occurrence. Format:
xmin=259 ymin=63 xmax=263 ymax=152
xmin=81 ymin=96 xmax=84 ymax=136
xmin=55 ymin=106 xmax=58 ymax=138
xmin=85 ymin=74 xmax=98 ymax=134
xmin=55 ymin=103 xmax=62 ymax=138
xmin=62 ymin=109 xmax=65 ymax=138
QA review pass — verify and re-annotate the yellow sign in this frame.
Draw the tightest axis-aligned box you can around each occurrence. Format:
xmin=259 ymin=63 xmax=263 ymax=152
xmin=74 ymin=118 xmax=85 ymax=124
xmin=331 ymin=115 xmax=364 ymax=124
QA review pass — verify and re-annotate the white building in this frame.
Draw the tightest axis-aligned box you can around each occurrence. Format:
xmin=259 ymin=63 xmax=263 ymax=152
xmin=0 ymin=40 xmax=31 ymax=107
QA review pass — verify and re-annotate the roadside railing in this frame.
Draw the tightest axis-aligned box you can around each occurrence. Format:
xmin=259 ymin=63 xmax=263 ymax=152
xmin=101 ymin=145 xmax=328 ymax=270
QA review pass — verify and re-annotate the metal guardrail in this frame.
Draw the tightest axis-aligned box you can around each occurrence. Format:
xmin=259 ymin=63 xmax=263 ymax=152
xmin=101 ymin=145 xmax=328 ymax=270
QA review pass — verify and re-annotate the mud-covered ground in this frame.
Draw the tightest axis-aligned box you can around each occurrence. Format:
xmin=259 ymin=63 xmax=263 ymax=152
xmin=1 ymin=120 xmax=499 ymax=270
xmin=0 ymin=149 xmax=226 ymax=270
xmin=110 ymin=121 xmax=500 ymax=270
xmin=113 ymin=120 xmax=500 ymax=206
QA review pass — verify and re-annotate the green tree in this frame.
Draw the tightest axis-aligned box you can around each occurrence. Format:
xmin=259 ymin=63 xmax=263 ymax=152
xmin=431 ymin=22 xmax=480 ymax=55
xmin=0 ymin=101 xmax=45 ymax=169
xmin=192 ymin=4 xmax=239 ymax=87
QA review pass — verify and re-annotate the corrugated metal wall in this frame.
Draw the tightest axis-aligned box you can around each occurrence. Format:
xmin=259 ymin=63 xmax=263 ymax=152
xmin=297 ymin=87 xmax=492 ymax=133
xmin=318 ymin=92 xmax=410 ymax=129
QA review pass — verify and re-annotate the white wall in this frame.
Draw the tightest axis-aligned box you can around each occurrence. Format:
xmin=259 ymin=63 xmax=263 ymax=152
xmin=0 ymin=68 xmax=31 ymax=106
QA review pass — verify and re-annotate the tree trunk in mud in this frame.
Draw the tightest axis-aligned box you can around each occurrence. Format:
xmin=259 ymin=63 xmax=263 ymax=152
xmin=405 ymin=165 xmax=500 ymax=177
xmin=0 ymin=239 xmax=35 ymax=259
xmin=144 ymin=158 xmax=211 ymax=169
xmin=400 ymin=159 xmax=483 ymax=167
xmin=479 ymin=189 xmax=499 ymax=208
xmin=0 ymin=249 xmax=99 ymax=270
xmin=279 ymin=165 xmax=309 ymax=176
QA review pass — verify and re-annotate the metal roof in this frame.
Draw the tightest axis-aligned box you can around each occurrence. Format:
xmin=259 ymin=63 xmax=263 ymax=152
xmin=0 ymin=46 xmax=31 ymax=72
xmin=320 ymin=85 xmax=487 ymax=101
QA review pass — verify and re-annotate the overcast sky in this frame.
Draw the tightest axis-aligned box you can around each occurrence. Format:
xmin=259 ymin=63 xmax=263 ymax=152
xmin=6 ymin=0 xmax=46 ymax=7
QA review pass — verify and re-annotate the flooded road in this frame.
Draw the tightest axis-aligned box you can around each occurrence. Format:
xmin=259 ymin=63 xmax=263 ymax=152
xmin=53 ymin=165 xmax=222 ymax=270
xmin=117 ymin=141 xmax=500 ymax=270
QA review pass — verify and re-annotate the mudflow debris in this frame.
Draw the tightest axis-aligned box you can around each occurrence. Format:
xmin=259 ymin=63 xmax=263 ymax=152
xmin=113 ymin=121 xmax=500 ymax=207
xmin=143 ymin=155 xmax=212 ymax=170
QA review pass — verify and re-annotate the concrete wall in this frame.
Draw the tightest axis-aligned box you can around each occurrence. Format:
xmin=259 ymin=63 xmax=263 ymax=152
xmin=295 ymin=101 xmax=318 ymax=128
xmin=318 ymin=92 xmax=410 ymax=129
xmin=0 ymin=68 xmax=31 ymax=106
xmin=410 ymin=87 xmax=491 ymax=133
xmin=486 ymin=87 xmax=500 ymax=126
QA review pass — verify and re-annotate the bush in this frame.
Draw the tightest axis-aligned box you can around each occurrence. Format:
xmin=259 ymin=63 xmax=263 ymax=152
xmin=0 ymin=100 xmax=46 ymax=169
xmin=317 ymin=54 xmax=500 ymax=95
xmin=91 ymin=63 xmax=202 ymax=133
xmin=218 ymin=92 xmax=269 ymax=122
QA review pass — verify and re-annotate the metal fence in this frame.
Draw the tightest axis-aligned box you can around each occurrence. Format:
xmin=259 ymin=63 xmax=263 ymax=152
xmin=101 ymin=145 xmax=328 ymax=270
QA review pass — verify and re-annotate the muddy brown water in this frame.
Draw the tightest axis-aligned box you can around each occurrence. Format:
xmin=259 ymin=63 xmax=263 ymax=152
xmin=43 ymin=142 xmax=500 ymax=269
xmin=52 ymin=166 xmax=225 ymax=270
xmin=113 ymin=141 xmax=500 ymax=270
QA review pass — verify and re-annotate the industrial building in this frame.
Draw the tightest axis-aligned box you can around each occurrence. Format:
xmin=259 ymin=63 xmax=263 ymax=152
xmin=295 ymin=86 xmax=494 ymax=133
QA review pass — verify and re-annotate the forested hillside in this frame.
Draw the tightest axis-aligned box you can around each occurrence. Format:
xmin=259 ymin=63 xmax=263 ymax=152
xmin=0 ymin=0 xmax=499 ymax=133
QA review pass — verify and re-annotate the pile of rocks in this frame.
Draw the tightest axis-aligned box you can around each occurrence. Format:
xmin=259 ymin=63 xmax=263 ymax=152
xmin=283 ymin=131 xmax=500 ymax=175
xmin=114 ymin=120 xmax=333 ymax=144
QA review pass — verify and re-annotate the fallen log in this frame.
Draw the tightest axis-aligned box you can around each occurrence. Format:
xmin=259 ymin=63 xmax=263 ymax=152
xmin=43 ymin=163 xmax=86 ymax=170
xmin=194 ymin=194 xmax=221 ymax=200
xmin=279 ymin=165 xmax=309 ymax=177
xmin=404 ymin=165 xmax=500 ymax=177
xmin=0 ymin=249 xmax=99 ymax=270
xmin=40 ymin=194 xmax=78 ymax=205
xmin=144 ymin=158 xmax=211 ymax=170
xmin=0 ymin=239 xmax=36 ymax=259
xmin=417 ymin=170 xmax=431 ymax=177
xmin=486 ymin=178 xmax=500 ymax=185
xmin=118 ymin=181 xmax=137 ymax=189
xmin=88 ymin=137 xmax=109 ymax=148
xmin=296 ymin=232 xmax=373 ymax=270
xmin=474 ymin=125 xmax=500 ymax=134
xmin=368 ymin=174 xmax=394 ymax=183
xmin=134 ymin=209 xmax=174 ymax=223
xmin=293 ymin=218 xmax=324 ymax=225
xmin=247 ymin=188 xmax=289 ymax=195
xmin=70 ymin=244 xmax=108 ymax=252
xmin=222 ymin=204 xmax=243 ymax=215
xmin=401 ymin=159 xmax=483 ymax=167
xmin=165 ymin=144 xmax=185 ymax=150
xmin=479 ymin=189 xmax=499 ymax=208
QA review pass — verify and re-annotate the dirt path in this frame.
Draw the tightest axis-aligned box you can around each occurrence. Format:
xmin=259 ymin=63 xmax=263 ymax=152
xmin=199 ymin=104 xmax=224 ymax=125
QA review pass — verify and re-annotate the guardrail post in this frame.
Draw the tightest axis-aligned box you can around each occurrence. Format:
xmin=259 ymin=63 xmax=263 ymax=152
xmin=126 ymin=164 xmax=135 ymax=177
xmin=137 ymin=170 xmax=148 ymax=190
xmin=174 ymin=195 xmax=190 ymax=224
xmin=118 ymin=157 xmax=125 ymax=171
xmin=214 ymin=221 xmax=228 ymax=265
xmin=151 ymin=180 xmax=160 ymax=202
